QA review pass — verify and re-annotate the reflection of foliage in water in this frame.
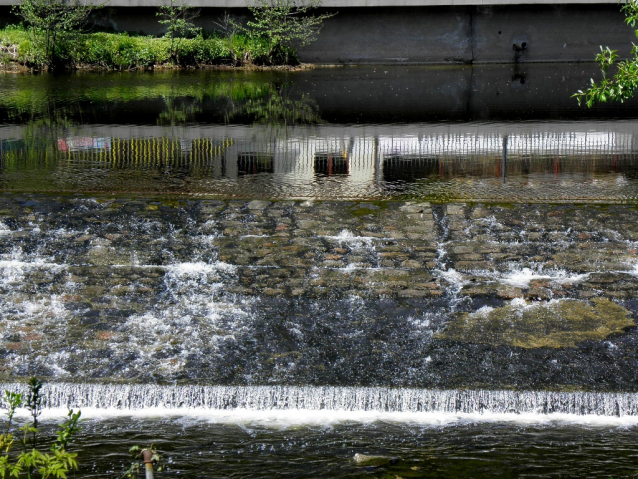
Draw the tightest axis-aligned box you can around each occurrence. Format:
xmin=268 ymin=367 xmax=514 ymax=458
xmin=0 ymin=71 xmax=322 ymax=127
xmin=156 ymin=93 xmax=203 ymax=126
xmin=238 ymin=89 xmax=322 ymax=126
xmin=0 ymin=116 xmax=71 ymax=170
xmin=129 ymin=80 xmax=322 ymax=127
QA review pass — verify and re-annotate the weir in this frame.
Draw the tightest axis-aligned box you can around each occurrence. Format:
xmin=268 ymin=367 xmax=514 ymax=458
xmin=3 ymin=383 xmax=638 ymax=417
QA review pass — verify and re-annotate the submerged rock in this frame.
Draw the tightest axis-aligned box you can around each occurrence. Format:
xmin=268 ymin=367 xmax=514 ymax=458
xmin=353 ymin=453 xmax=400 ymax=467
xmin=437 ymin=298 xmax=635 ymax=348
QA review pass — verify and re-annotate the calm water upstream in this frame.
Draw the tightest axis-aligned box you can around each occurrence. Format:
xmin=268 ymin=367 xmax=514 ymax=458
xmin=3 ymin=64 xmax=638 ymax=477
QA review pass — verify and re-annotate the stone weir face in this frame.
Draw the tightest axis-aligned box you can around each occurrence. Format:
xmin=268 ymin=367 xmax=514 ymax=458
xmin=1 ymin=195 xmax=638 ymax=391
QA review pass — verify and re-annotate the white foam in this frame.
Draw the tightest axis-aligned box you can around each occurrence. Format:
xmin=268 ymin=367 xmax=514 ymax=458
xmin=324 ymin=230 xmax=377 ymax=248
xmin=22 ymin=407 xmax=638 ymax=428
xmin=471 ymin=305 xmax=495 ymax=318
xmin=166 ymin=261 xmax=236 ymax=276
xmin=509 ymin=297 xmax=529 ymax=308
xmin=627 ymin=262 xmax=638 ymax=277
xmin=438 ymin=268 xmax=467 ymax=287
xmin=501 ymin=267 xmax=589 ymax=288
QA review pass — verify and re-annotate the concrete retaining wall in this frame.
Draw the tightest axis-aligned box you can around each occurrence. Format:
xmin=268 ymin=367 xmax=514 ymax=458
xmin=303 ymin=4 xmax=635 ymax=63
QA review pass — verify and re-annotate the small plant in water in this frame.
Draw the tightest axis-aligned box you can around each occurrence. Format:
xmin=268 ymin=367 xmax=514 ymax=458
xmin=0 ymin=377 xmax=81 ymax=479
xmin=120 ymin=445 xmax=165 ymax=478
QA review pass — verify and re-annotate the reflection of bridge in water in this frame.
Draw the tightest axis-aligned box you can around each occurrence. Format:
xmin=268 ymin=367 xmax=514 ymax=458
xmin=2 ymin=122 xmax=638 ymax=199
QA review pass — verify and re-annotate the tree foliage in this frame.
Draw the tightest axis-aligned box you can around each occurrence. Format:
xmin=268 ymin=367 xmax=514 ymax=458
xmin=574 ymin=0 xmax=638 ymax=107
xmin=246 ymin=0 xmax=335 ymax=64
xmin=12 ymin=0 xmax=96 ymax=68
xmin=156 ymin=0 xmax=200 ymax=63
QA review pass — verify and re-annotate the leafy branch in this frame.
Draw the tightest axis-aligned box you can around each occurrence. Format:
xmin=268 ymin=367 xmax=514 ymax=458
xmin=246 ymin=0 xmax=336 ymax=64
xmin=0 ymin=378 xmax=81 ymax=479
xmin=574 ymin=0 xmax=638 ymax=106
xmin=12 ymin=0 xmax=98 ymax=69
xmin=156 ymin=0 xmax=200 ymax=64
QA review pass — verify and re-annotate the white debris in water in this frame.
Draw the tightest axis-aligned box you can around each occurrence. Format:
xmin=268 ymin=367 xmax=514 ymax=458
xmin=408 ymin=315 xmax=432 ymax=329
xmin=336 ymin=229 xmax=356 ymax=241
xmin=339 ymin=263 xmax=359 ymax=272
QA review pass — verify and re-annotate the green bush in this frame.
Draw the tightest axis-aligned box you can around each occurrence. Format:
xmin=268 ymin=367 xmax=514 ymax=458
xmin=73 ymin=33 xmax=171 ymax=69
xmin=0 ymin=377 xmax=81 ymax=479
xmin=175 ymin=35 xmax=232 ymax=65
xmin=0 ymin=25 xmax=296 ymax=70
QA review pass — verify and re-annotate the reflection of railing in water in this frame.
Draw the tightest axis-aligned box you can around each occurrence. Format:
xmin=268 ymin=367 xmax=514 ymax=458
xmin=2 ymin=131 xmax=638 ymax=180
xmin=382 ymin=155 xmax=440 ymax=183
xmin=381 ymin=153 xmax=638 ymax=179
xmin=237 ymin=152 xmax=274 ymax=175
xmin=2 ymin=137 xmax=234 ymax=170
xmin=57 ymin=137 xmax=111 ymax=153
xmin=314 ymin=152 xmax=349 ymax=176
xmin=83 ymin=138 xmax=233 ymax=170
xmin=377 ymin=132 xmax=638 ymax=180
xmin=381 ymin=132 xmax=634 ymax=157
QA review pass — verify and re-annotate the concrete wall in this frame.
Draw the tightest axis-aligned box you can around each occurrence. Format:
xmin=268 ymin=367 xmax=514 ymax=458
xmin=300 ymin=4 xmax=634 ymax=63
xmin=0 ymin=3 xmax=634 ymax=63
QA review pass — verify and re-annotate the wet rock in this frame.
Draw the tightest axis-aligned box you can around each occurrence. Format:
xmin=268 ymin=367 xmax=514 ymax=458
xmin=246 ymin=200 xmax=270 ymax=210
xmin=353 ymin=453 xmax=400 ymax=467
xmin=397 ymin=290 xmax=431 ymax=298
xmin=445 ymin=204 xmax=465 ymax=215
xmin=496 ymin=286 xmax=524 ymax=299
xmin=437 ymin=298 xmax=635 ymax=348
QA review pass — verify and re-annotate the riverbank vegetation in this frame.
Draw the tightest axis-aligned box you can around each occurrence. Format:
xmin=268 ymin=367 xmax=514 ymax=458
xmin=0 ymin=377 xmax=164 ymax=478
xmin=0 ymin=25 xmax=282 ymax=70
xmin=0 ymin=0 xmax=333 ymax=71
xmin=0 ymin=377 xmax=81 ymax=479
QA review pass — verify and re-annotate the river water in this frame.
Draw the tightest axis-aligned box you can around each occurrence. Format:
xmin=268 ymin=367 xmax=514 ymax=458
xmin=3 ymin=64 xmax=638 ymax=477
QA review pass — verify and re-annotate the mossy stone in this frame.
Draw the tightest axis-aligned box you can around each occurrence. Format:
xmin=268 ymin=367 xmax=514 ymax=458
xmin=436 ymin=298 xmax=634 ymax=348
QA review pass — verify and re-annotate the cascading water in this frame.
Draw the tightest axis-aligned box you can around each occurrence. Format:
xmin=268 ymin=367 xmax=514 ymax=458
xmin=2 ymin=196 xmax=638 ymax=390
xmin=3 ymin=383 xmax=638 ymax=417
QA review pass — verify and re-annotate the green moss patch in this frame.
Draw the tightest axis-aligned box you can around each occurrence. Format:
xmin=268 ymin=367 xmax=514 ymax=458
xmin=436 ymin=298 xmax=634 ymax=348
